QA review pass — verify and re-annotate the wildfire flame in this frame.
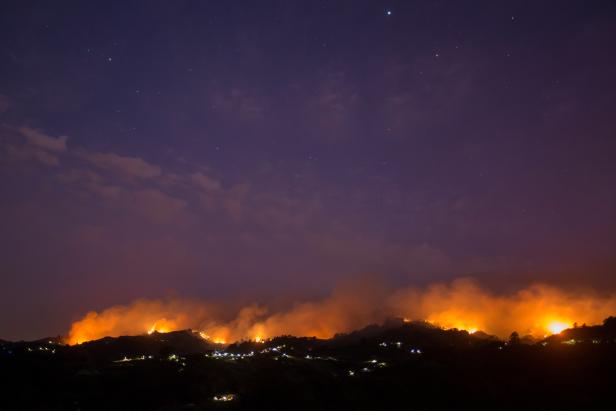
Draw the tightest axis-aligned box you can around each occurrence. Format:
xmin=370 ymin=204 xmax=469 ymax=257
xmin=65 ymin=279 xmax=616 ymax=345
xmin=546 ymin=320 xmax=571 ymax=335
xmin=199 ymin=332 xmax=226 ymax=345
xmin=147 ymin=319 xmax=174 ymax=335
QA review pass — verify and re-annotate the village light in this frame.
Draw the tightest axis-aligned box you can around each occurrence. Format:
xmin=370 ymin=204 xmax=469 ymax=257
xmin=213 ymin=394 xmax=236 ymax=402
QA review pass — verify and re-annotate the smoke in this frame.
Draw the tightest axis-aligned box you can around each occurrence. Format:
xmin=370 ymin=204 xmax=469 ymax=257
xmin=207 ymin=278 xmax=389 ymax=341
xmin=66 ymin=278 xmax=616 ymax=344
xmin=67 ymin=299 xmax=218 ymax=345
xmin=389 ymin=279 xmax=616 ymax=337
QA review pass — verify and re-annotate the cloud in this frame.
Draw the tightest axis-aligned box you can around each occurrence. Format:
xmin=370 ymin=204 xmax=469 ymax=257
xmin=191 ymin=172 xmax=221 ymax=191
xmin=84 ymin=183 xmax=188 ymax=224
xmin=5 ymin=121 xmax=323 ymax=233
xmin=56 ymin=167 xmax=188 ymax=225
xmin=18 ymin=126 xmax=68 ymax=152
xmin=56 ymin=169 xmax=104 ymax=185
xmin=1 ymin=126 xmax=67 ymax=166
xmin=79 ymin=151 xmax=162 ymax=179
xmin=190 ymin=179 xmax=250 ymax=221
xmin=129 ymin=188 xmax=187 ymax=223
xmin=252 ymin=194 xmax=318 ymax=228
xmin=5 ymin=144 xmax=60 ymax=166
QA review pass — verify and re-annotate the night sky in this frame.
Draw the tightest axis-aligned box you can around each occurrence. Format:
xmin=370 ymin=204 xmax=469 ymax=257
xmin=1 ymin=1 xmax=615 ymax=340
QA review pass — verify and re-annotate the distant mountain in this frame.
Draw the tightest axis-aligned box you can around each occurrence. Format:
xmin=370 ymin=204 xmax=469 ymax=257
xmin=330 ymin=318 xmax=500 ymax=348
xmin=4 ymin=316 xmax=616 ymax=361
xmin=3 ymin=316 xmax=616 ymax=410
xmin=1 ymin=330 xmax=216 ymax=363
xmin=71 ymin=330 xmax=217 ymax=360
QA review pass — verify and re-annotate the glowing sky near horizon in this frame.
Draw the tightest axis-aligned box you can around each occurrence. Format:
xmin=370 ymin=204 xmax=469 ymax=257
xmin=0 ymin=1 xmax=615 ymax=340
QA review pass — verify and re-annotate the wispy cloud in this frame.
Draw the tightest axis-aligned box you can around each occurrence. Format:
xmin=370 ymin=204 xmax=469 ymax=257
xmin=78 ymin=151 xmax=162 ymax=179
xmin=5 ymin=144 xmax=60 ymax=166
xmin=18 ymin=126 xmax=68 ymax=152
xmin=191 ymin=172 xmax=221 ymax=192
xmin=1 ymin=126 xmax=68 ymax=166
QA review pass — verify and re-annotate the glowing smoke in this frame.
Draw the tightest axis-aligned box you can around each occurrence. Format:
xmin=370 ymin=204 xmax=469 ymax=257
xmin=66 ymin=278 xmax=616 ymax=345
xmin=67 ymin=299 xmax=218 ymax=345
xmin=389 ymin=279 xmax=616 ymax=338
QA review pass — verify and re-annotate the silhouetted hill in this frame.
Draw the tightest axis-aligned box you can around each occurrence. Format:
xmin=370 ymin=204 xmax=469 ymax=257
xmin=331 ymin=318 xmax=499 ymax=349
xmin=542 ymin=316 xmax=616 ymax=345
xmin=1 ymin=329 xmax=217 ymax=365
xmin=72 ymin=330 xmax=217 ymax=360
xmin=2 ymin=317 xmax=616 ymax=410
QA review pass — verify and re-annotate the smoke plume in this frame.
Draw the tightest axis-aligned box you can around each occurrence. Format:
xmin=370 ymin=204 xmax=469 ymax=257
xmin=66 ymin=278 xmax=616 ymax=345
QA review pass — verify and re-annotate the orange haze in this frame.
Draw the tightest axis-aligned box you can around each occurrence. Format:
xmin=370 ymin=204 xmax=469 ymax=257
xmin=66 ymin=278 xmax=616 ymax=345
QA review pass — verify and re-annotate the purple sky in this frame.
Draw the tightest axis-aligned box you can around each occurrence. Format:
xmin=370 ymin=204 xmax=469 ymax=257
xmin=1 ymin=0 xmax=615 ymax=340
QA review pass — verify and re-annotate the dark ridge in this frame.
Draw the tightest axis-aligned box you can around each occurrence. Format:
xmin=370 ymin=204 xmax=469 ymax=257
xmin=2 ymin=317 xmax=616 ymax=410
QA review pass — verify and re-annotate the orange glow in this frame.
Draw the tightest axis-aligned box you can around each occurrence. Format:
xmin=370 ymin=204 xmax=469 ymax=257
xmin=199 ymin=332 xmax=226 ymax=345
xmin=546 ymin=320 xmax=570 ymax=335
xmin=425 ymin=317 xmax=481 ymax=335
xmin=65 ymin=279 xmax=616 ymax=345
xmin=147 ymin=319 xmax=174 ymax=335
xmin=65 ymin=299 xmax=215 ymax=345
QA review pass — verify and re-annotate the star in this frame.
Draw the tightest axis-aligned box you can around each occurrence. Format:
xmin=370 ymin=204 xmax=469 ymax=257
xmin=385 ymin=10 xmax=392 ymax=16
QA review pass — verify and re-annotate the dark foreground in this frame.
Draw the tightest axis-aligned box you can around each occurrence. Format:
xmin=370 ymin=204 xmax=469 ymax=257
xmin=1 ymin=318 xmax=615 ymax=411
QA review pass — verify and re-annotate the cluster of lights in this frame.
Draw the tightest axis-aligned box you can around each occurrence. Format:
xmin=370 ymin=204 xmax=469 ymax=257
xmin=26 ymin=346 xmax=56 ymax=354
xmin=113 ymin=355 xmax=152 ymax=363
xmin=213 ymin=394 xmax=236 ymax=402
xmin=379 ymin=340 xmax=421 ymax=354
xmin=379 ymin=341 xmax=403 ymax=348
xmin=259 ymin=344 xmax=285 ymax=354
xmin=304 ymin=354 xmax=337 ymax=361
xmin=208 ymin=350 xmax=254 ymax=359
xmin=347 ymin=358 xmax=391 ymax=376
xmin=366 ymin=359 xmax=388 ymax=368
xmin=259 ymin=344 xmax=296 ymax=360
xmin=167 ymin=354 xmax=187 ymax=366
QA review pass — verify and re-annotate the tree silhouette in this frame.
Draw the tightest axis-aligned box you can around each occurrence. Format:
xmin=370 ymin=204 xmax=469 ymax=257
xmin=509 ymin=331 xmax=520 ymax=345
